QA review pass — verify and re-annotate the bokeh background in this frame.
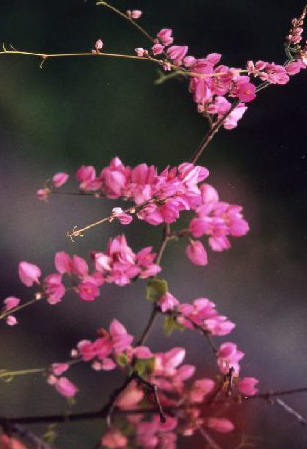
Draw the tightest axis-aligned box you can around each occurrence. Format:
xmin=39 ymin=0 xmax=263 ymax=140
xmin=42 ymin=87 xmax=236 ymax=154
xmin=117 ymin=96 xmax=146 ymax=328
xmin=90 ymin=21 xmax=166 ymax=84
xmin=0 ymin=0 xmax=307 ymax=448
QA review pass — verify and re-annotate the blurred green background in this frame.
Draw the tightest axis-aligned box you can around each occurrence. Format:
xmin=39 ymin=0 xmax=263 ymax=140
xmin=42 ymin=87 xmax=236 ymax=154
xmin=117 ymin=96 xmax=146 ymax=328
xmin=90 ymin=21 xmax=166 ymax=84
xmin=1 ymin=0 xmax=307 ymax=448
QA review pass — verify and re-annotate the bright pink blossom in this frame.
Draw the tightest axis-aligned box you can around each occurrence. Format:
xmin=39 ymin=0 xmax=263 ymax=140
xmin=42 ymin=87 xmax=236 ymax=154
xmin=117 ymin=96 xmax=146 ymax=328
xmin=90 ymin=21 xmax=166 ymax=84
xmin=126 ymin=10 xmax=142 ymax=19
xmin=53 ymin=376 xmax=78 ymax=398
xmin=116 ymin=380 xmax=144 ymax=409
xmin=37 ymin=188 xmax=50 ymax=200
xmin=135 ymin=47 xmax=147 ymax=57
xmin=52 ymin=172 xmax=69 ymax=187
xmin=112 ymin=207 xmax=133 ymax=225
xmin=101 ymin=429 xmax=127 ymax=448
xmin=186 ymin=240 xmax=208 ymax=265
xmin=51 ymin=363 xmax=69 ymax=376
xmin=238 ymin=376 xmax=259 ymax=396
xmin=76 ymin=165 xmax=101 ymax=190
xmin=152 ymin=43 xmax=164 ymax=55
xmin=188 ymin=378 xmax=215 ymax=403
xmin=109 ymin=319 xmax=134 ymax=353
xmin=44 ymin=273 xmax=66 ymax=304
xmin=55 ymin=251 xmax=72 ymax=274
xmin=157 ymin=28 xmax=173 ymax=46
xmin=167 ymin=45 xmax=188 ymax=65
xmin=0 ymin=434 xmax=28 ymax=449
xmin=76 ymin=280 xmax=100 ymax=301
xmin=158 ymin=292 xmax=180 ymax=312
xmin=217 ymin=342 xmax=244 ymax=375
xmin=4 ymin=296 xmax=20 ymax=311
xmin=6 ymin=315 xmax=18 ymax=326
xmin=19 ymin=261 xmax=41 ymax=287
xmin=207 ymin=417 xmax=234 ymax=433
xmin=95 ymin=39 xmax=103 ymax=51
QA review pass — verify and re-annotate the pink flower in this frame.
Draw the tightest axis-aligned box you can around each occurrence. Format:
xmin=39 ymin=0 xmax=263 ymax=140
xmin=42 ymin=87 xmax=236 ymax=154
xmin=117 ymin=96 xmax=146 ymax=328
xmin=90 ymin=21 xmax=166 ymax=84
xmin=217 ymin=342 xmax=244 ymax=375
xmin=19 ymin=261 xmax=41 ymax=287
xmin=37 ymin=188 xmax=50 ymax=200
xmin=109 ymin=319 xmax=134 ymax=352
xmin=53 ymin=376 xmax=78 ymax=398
xmin=207 ymin=417 xmax=234 ymax=433
xmin=76 ymin=165 xmax=100 ymax=190
xmin=77 ymin=280 xmax=100 ymax=301
xmin=235 ymin=80 xmax=256 ymax=102
xmin=52 ymin=172 xmax=69 ymax=187
xmin=167 ymin=45 xmax=188 ymax=65
xmin=101 ymin=429 xmax=127 ymax=448
xmin=135 ymin=47 xmax=147 ymax=57
xmin=4 ymin=296 xmax=20 ymax=311
xmin=127 ymin=9 xmax=142 ymax=19
xmin=6 ymin=315 xmax=18 ymax=326
xmin=157 ymin=28 xmax=173 ymax=46
xmin=51 ymin=363 xmax=69 ymax=376
xmin=189 ymin=378 xmax=215 ymax=403
xmin=238 ymin=377 xmax=259 ymax=396
xmin=55 ymin=251 xmax=72 ymax=274
xmin=152 ymin=43 xmax=164 ymax=55
xmin=158 ymin=292 xmax=179 ymax=312
xmin=95 ymin=39 xmax=103 ymax=51
xmin=0 ymin=434 xmax=28 ymax=449
xmin=44 ymin=273 xmax=66 ymax=304
xmin=112 ymin=207 xmax=133 ymax=225
xmin=186 ymin=240 xmax=208 ymax=266
xmin=116 ymin=380 xmax=144 ymax=409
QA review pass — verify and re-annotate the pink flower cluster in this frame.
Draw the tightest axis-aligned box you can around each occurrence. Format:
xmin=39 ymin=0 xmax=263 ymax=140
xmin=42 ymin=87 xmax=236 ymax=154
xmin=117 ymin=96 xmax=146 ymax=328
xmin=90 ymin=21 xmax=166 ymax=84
xmin=41 ymin=161 xmax=249 ymax=258
xmin=175 ymin=297 xmax=236 ymax=338
xmin=134 ymin=20 xmax=307 ymax=129
xmin=187 ymin=183 xmax=249 ymax=265
xmin=75 ymin=319 xmax=136 ymax=371
xmin=6 ymin=237 xmax=160 ymax=317
xmin=156 ymin=292 xmax=248 ymax=376
xmin=287 ymin=8 xmax=306 ymax=45
xmin=97 ymin=343 xmax=256 ymax=448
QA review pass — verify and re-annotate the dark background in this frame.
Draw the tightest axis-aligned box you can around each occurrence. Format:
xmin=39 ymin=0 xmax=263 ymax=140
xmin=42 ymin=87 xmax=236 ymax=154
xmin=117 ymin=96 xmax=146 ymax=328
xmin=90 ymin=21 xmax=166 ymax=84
xmin=0 ymin=0 xmax=307 ymax=448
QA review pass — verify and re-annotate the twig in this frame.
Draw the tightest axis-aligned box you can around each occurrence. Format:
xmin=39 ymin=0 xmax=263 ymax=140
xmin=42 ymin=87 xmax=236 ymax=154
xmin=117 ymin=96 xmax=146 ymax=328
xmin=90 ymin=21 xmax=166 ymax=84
xmin=11 ymin=423 xmax=54 ymax=449
xmin=198 ymin=426 xmax=223 ymax=449
xmin=134 ymin=373 xmax=166 ymax=423
xmin=135 ymin=305 xmax=160 ymax=347
xmin=191 ymin=99 xmax=240 ymax=164
xmin=275 ymin=398 xmax=306 ymax=426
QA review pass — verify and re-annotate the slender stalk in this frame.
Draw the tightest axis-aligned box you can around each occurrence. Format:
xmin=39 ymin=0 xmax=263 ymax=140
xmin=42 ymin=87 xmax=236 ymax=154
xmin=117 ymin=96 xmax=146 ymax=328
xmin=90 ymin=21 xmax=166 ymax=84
xmin=96 ymin=1 xmax=155 ymax=43
xmin=1 ymin=385 xmax=306 ymax=425
xmin=155 ymin=224 xmax=171 ymax=265
xmin=191 ymin=99 xmax=240 ymax=164
xmin=135 ymin=305 xmax=159 ymax=346
xmin=0 ymin=295 xmax=42 ymax=321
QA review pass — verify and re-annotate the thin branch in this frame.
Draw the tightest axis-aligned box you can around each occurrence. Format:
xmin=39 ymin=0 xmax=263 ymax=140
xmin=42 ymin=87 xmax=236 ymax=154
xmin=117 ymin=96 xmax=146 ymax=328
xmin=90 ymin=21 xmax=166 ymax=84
xmin=1 ymin=386 xmax=307 ymax=425
xmin=135 ymin=305 xmax=160 ymax=346
xmin=155 ymin=224 xmax=171 ymax=265
xmin=191 ymin=99 xmax=240 ymax=164
xmin=11 ymin=423 xmax=54 ymax=449
xmin=197 ymin=426 xmax=223 ymax=449
xmin=96 ymin=1 xmax=154 ymax=43
xmin=251 ymin=387 xmax=307 ymax=399
xmin=275 ymin=398 xmax=306 ymax=426
xmin=134 ymin=373 xmax=166 ymax=423
xmin=0 ymin=294 xmax=42 ymax=322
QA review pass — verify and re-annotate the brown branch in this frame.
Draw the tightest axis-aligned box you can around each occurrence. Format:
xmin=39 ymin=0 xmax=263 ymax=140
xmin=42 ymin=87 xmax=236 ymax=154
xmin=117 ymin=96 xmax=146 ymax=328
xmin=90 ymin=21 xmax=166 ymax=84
xmin=135 ymin=305 xmax=160 ymax=347
xmin=1 ymin=386 xmax=307 ymax=426
xmin=191 ymin=99 xmax=240 ymax=164
xmin=134 ymin=373 xmax=166 ymax=423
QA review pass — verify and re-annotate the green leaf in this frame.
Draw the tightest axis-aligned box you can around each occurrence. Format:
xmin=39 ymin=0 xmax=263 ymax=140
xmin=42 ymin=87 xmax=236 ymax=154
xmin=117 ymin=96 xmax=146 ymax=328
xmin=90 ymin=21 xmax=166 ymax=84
xmin=117 ymin=353 xmax=130 ymax=367
xmin=163 ymin=315 xmax=185 ymax=336
xmin=134 ymin=357 xmax=155 ymax=377
xmin=146 ymin=278 xmax=168 ymax=302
